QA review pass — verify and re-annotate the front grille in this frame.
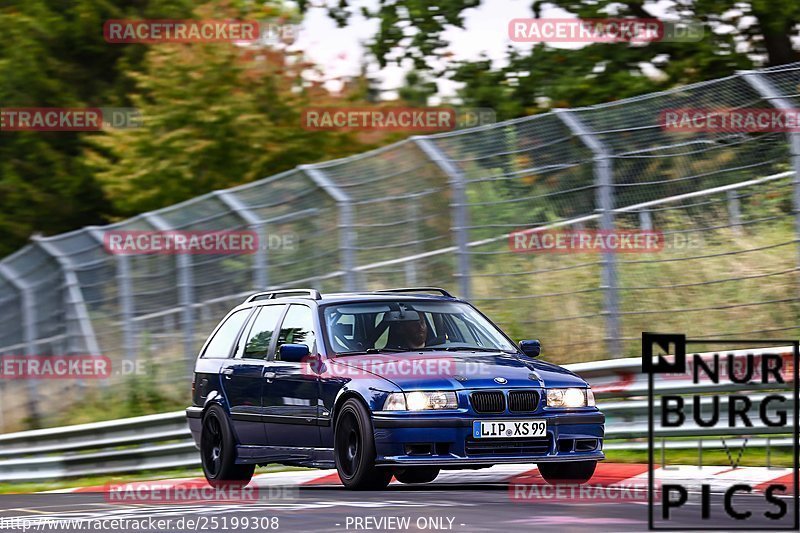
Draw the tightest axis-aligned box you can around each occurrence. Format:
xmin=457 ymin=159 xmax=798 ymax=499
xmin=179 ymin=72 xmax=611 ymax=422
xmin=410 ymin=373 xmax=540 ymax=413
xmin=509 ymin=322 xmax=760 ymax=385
xmin=508 ymin=390 xmax=540 ymax=412
xmin=465 ymin=436 xmax=551 ymax=456
xmin=470 ymin=391 xmax=505 ymax=413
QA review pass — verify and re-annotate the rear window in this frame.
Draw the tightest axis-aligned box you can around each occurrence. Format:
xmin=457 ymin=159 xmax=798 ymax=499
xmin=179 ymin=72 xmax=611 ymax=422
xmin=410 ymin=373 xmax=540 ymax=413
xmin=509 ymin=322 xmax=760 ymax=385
xmin=202 ymin=309 xmax=250 ymax=358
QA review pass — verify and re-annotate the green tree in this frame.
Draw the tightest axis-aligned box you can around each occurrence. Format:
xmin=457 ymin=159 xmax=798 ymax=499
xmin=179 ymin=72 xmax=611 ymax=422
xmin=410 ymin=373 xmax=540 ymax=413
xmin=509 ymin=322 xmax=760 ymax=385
xmin=398 ymin=70 xmax=439 ymax=106
xmin=311 ymin=0 xmax=799 ymax=118
xmin=87 ymin=33 xmax=372 ymax=216
xmin=0 ymin=0 xmax=379 ymax=254
xmin=0 ymin=0 xmax=195 ymax=257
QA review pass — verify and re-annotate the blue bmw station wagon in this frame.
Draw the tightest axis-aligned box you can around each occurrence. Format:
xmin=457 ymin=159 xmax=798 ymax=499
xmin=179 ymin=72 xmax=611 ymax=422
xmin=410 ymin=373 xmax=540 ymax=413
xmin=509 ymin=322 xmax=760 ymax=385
xmin=187 ymin=287 xmax=604 ymax=490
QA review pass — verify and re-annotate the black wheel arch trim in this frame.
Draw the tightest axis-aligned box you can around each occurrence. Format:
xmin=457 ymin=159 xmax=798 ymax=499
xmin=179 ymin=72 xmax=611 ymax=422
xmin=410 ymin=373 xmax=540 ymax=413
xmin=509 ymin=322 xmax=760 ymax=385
xmin=331 ymin=389 xmax=373 ymax=427
xmin=186 ymin=392 xmax=229 ymax=419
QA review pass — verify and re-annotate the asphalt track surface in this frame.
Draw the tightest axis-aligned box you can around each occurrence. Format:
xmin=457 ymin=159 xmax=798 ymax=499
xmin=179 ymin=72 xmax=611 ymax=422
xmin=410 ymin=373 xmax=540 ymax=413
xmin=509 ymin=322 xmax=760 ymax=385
xmin=0 ymin=480 xmax=796 ymax=532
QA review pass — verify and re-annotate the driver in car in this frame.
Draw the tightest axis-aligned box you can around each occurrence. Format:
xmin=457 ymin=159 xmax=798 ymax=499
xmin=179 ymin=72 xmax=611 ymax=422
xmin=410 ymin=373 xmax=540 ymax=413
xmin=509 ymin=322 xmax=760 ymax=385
xmin=388 ymin=313 xmax=428 ymax=350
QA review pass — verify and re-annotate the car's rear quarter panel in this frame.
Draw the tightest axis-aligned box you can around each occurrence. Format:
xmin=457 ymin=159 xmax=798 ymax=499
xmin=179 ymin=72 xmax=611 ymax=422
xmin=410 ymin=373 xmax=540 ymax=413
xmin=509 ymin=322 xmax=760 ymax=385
xmin=188 ymin=357 xmax=226 ymax=447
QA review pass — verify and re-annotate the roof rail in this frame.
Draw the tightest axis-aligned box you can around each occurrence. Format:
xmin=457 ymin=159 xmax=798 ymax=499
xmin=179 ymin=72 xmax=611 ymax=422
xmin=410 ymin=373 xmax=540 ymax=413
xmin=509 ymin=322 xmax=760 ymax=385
xmin=373 ymin=287 xmax=454 ymax=298
xmin=244 ymin=289 xmax=322 ymax=303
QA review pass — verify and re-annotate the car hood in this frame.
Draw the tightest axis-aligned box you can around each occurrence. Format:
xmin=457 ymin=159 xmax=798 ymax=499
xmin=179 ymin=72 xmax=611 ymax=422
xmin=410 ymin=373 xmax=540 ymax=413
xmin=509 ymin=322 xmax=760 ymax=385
xmin=327 ymin=351 xmax=587 ymax=390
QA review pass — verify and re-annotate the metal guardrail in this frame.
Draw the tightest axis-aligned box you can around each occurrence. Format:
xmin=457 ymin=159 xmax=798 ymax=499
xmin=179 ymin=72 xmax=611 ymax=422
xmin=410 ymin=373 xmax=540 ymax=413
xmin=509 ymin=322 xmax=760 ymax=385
xmin=0 ymin=347 xmax=794 ymax=482
xmin=0 ymin=412 xmax=196 ymax=482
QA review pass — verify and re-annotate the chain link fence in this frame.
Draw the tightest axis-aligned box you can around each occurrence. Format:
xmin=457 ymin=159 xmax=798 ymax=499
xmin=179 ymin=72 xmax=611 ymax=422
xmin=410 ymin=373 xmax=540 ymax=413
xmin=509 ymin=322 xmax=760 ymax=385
xmin=2 ymin=64 xmax=800 ymax=430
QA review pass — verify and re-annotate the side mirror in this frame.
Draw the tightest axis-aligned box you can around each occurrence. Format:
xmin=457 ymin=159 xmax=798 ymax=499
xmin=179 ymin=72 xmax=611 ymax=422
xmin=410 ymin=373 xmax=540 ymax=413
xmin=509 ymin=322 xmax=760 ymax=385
xmin=279 ymin=343 xmax=310 ymax=363
xmin=519 ymin=339 xmax=541 ymax=358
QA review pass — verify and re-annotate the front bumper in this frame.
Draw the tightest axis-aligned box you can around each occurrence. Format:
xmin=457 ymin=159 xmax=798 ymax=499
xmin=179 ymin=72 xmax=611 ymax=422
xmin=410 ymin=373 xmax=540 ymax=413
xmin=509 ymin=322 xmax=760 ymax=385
xmin=372 ymin=410 xmax=604 ymax=466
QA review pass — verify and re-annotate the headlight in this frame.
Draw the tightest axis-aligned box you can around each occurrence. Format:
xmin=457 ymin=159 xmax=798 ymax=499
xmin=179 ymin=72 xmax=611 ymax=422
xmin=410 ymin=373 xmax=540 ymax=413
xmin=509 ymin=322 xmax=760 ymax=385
xmin=546 ymin=387 xmax=591 ymax=408
xmin=382 ymin=391 xmax=458 ymax=411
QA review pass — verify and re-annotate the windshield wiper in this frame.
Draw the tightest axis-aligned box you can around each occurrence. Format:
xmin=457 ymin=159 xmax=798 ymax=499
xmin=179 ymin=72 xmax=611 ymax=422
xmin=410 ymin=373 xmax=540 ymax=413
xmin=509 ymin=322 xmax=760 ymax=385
xmin=409 ymin=346 xmax=515 ymax=353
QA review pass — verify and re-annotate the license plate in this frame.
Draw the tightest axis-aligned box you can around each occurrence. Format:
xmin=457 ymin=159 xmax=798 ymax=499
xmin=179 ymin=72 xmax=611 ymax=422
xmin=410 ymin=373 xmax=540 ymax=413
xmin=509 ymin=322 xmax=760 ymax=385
xmin=472 ymin=419 xmax=546 ymax=439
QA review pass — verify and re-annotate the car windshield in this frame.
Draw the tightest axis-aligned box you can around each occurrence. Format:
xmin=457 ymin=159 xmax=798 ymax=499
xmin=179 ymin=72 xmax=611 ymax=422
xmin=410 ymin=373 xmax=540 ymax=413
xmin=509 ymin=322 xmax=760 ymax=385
xmin=322 ymin=300 xmax=518 ymax=355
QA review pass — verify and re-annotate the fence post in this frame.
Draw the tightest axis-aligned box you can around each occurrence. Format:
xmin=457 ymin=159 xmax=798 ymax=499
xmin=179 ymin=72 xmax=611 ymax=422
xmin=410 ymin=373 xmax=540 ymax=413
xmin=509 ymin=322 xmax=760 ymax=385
xmin=412 ymin=137 xmax=472 ymax=300
xmin=726 ymin=190 xmax=742 ymax=234
xmin=32 ymin=238 xmax=102 ymax=358
xmin=639 ymin=210 xmax=653 ymax=231
xmin=87 ymin=227 xmax=138 ymax=364
xmin=143 ymin=213 xmax=195 ymax=372
xmin=555 ymin=109 xmax=622 ymax=358
xmin=214 ymin=190 xmax=267 ymax=290
xmin=405 ymin=201 xmax=420 ymax=286
xmin=301 ymin=164 xmax=357 ymax=291
xmin=741 ymin=71 xmax=800 ymax=256
xmin=0 ymin=263 xmax=41 ymax=426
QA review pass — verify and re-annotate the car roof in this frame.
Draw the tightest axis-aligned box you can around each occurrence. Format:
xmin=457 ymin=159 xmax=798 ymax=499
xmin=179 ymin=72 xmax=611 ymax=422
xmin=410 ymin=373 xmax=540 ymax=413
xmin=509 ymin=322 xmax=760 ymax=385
xmin=319 ymin=292 xmax=461 ymax=305
xmin=233 ymin=289 xmax=462 ymax=311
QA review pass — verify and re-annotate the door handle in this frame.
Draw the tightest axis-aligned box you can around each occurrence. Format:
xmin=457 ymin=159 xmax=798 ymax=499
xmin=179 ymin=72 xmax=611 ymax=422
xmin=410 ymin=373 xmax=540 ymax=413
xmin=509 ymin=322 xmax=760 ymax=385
xmin=221 ymin=368 xmax=234 ymax=378
xmin=264 ymin=371 xmax=276 ymax=382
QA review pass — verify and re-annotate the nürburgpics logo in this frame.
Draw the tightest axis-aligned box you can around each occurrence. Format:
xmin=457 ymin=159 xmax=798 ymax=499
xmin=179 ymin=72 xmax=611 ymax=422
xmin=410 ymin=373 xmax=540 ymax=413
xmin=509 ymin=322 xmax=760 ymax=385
xmin=642 ymin=333 xmax=799 ymax=530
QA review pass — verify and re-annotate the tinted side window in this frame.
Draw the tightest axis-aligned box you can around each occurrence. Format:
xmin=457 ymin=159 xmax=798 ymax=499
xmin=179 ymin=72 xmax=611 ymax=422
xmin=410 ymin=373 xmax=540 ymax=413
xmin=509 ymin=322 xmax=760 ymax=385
xmin=241 ymin=305 xmax=285 ymax=360
xmin=203 ymin=309 xmax=250 ymax=358
xmin=276 ymin=305 xmax=316 ymax=359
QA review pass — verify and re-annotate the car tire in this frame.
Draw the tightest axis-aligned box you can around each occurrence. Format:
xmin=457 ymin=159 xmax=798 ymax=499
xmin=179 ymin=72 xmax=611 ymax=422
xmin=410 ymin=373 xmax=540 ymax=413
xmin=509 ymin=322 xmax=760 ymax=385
xmin=334 ymin=398 xmax=393 ymax=490
xmin=394 ymin=467 xmax=440 ymax=484
xmin=201 ymin=404 xmax=255 ymax=487
xmin=537 ymin=460 xmax=597 ymax=485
